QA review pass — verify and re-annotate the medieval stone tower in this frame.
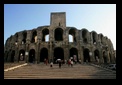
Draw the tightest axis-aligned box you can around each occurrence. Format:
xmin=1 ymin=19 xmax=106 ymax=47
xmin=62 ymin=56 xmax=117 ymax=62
xmin=4 ymin=12 xmax=116 ymax=64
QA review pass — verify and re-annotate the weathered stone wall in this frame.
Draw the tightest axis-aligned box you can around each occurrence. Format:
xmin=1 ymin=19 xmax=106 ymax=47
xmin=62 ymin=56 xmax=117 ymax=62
xmin=4 ymin=12 xmax=116 ymax=64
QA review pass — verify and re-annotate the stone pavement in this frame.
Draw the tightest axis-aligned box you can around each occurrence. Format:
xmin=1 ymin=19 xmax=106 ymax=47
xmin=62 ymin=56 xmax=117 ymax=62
xmin=4 ymin=63 xmax=116 ymax=79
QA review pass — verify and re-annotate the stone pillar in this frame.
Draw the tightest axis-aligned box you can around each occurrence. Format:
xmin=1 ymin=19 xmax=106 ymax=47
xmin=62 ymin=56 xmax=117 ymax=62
xmin=64 ymin=47 xmax=69 ymax=60
xmin=80 ymin=46 xmax=84 ymax=64
xmin=25 ymin=41 xmax=30 ymax=63
xmin=107 ymin=50 xmax=110 ymax=64
xmin=49 ymin=41 xmax=53 ymax=63
xmin=37 ymin=42 xmax=40 ymax=64
xmin=14 ymin=46 xmax=19 ymax=62
xmin=99 ymin=49 xmax=104 ymax=64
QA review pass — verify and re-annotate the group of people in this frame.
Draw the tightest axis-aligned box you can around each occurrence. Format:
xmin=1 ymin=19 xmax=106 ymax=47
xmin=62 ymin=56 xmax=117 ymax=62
xmin=67 ymin=59 xmax=74 ymax=67
xmin=44 ymin=57 xmax=80 ymax=68
xmin=49 ymin=58 xmax=75 ymax=68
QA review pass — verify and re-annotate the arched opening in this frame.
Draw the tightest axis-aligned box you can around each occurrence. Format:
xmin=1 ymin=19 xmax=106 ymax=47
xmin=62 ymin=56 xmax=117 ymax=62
xmin=82 ymin=29 xmax=88 ymax=43
xmin=54 ymin=47 xmax=64 ymax=63
xmin=100 ymin=34 xmax=103 ymax=44
xmin=94 ymin=49 xmax=100 ymax=62
xmin=31 ymin=30 xmax=37 ymax=43
xmin=45 ymin=35 xmax=49 ymax=42
xmin=15 ymin=33 xmax=18 ymax=42
xmin=69 ymin=34 xmax=73 ymax=42
xmin=19 ymin=49 xmax=25 ymax=61
xmin=69 ymin=48 xmax=78 ymax=62
xmin=22 ymin=31 xmax=27 ymax=44
xmin=42 ymin=28 xmax=49 ymax=42
xmin=92 ymin=31 xmax=97 ymax=44
xmin=40 ymin=48 xmax=48 ymax=62
xmin=11 ymin=50 xmax=15 ymax=62
xmin=69 ymin=28 xmax=77 ymax=42
xmin=103 ymin=51 xmax=107 ymax=64
xmin=29 ymin=49 xmax=35 ymax=63
xmin=83 ymin=48 xmax=90 ymax=62
xmin=55 ymin=28 xmax=63 ymax=41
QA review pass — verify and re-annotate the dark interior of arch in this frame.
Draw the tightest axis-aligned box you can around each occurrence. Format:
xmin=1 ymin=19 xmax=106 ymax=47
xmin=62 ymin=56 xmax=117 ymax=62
xmin=4 ymin=51 xmax=9 ymax=62
xmin=42 ymin=29 xmax=49 ymax=41
xmin=31 ymin=30 xmax=37 ymax=43
xmin=40 ymin=48 xmax=48 ymax=62
xmin=69 ymin=28 xmax=76 ymax=42
xmin=69 ymin=48 xmax=78 ymax=61
xmin=100 ymin=34 xmax=103 ymax=44
xmin=83 ymin=48 xmax=90 ymax=62
xmin=29 ymin=49 xmax=35 ymax=63
xmin=55 ymin=28 xmax=63 ymax=41
xmin=54 ymin=47 xmax=64 ymax=63
xmin=94 ymin=50 xmax=99 ymax=60
xmin=82 ymin=30 xmax=87 ymax=43
xmin=22 ymin=31 xmax=27 ymax=44
xmin=92 ymin=32 xmax=96 ymax=44
xmin=19 ymin=49 xmax=25 ymax=61
xmin=11 ymin=50 xmax=15 ymax=62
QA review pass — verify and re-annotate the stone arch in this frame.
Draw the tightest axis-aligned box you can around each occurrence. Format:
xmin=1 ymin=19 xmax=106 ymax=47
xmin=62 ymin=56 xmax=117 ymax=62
xmin=10 ymin=50 xmax=15 ymax=62
xmin=42 ymin=28 xmax=49 ymax=42
xmin=54 ymin=28 xmax=63 ymax=41
xmin=92 ymin=31 xmax=97 ymax=44
xmin=94 ymin=49 xmax=100 ymax=62
xmin=54 ymin=47 xmax=64 ymax=63
xmin=19 ymin=49 xmax=25 ymax=61
xmin=31 ymin=30 xmax=37 ymax=43
xmin=69 ymin=28 xmax=77 ymax=42
xmin=99 ymin=33 xmax=104 ymax=44
xmin=81 ymin=29 xmax=89 ymax=44
xmin=83 ymin=48 xmax=90 ymax=62
xmin=40 ymin=48 xmax=48 ymax=62
xmin=69 ymin=47 xmax=78 ymax=62
xmin=22 ymin=31 xmax=27 ymax=44
xmin=29 ymin=49 xmax=35 ymax=63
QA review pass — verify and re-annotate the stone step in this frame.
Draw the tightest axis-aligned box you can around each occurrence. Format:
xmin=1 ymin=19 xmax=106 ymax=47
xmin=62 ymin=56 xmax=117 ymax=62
xmin=4 ymin=63 xmax=116 ymax=79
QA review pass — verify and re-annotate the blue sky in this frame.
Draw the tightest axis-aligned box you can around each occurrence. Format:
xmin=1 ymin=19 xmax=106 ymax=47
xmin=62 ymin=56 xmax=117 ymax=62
xmin=4 ymin=4 xmax=116 ymax=50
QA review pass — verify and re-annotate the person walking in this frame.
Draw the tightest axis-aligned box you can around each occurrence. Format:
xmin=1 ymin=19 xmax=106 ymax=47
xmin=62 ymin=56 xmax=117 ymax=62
xmin=59 ymin=60 xmax=61 ymax=68
xmin=71 ymin=60 xmax=73 ymax=67
xmin=68 ymin=59 xmax=71 ymax=67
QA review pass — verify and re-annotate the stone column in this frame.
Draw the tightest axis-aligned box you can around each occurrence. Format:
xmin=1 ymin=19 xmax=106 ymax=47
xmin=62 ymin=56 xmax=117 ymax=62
xmin=37 ymin=42 xmax=40 ymax=64
xmin=99 ymin=49 xmax=104 ymax=64
xmin=25 ymin=41 xmax=30 ymax=63
xmin=64 ymin=47 xmax=69 ymax=60
xmin=80 ymin=46 xmax=84 ymax=64
xmin=15 ymin=46 xmax=19 ymax=62
xmin=49 ymin=41 xmax=53 ymax=63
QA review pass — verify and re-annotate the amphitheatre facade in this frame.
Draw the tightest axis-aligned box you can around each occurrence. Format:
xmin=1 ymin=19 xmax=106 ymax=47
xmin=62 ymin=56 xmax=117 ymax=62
xmin=4 ymin=12 xmax=116 ymax=64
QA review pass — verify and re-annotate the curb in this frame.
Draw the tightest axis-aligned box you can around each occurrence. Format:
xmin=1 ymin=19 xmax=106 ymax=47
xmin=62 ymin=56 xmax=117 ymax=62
xmin=4 ymin=63 xmax=28 ymax=72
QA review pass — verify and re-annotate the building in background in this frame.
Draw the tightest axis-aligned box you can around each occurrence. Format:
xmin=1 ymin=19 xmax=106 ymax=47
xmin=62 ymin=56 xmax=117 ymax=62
xmin=4 ymin=12 xmax=116 ymax=64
